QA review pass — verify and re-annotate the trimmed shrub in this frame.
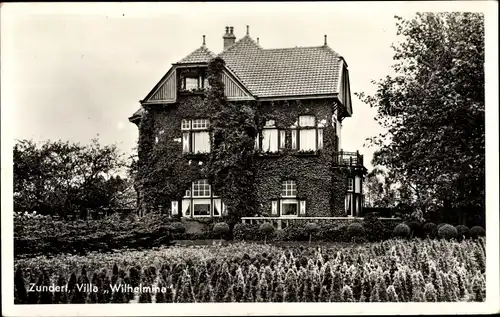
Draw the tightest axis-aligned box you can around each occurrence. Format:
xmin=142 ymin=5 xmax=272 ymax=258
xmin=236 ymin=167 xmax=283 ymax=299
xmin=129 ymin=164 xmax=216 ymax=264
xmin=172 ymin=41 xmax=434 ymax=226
xmin=213 ymin=222 xmax=230 ymax=240
xmin=406 ymin=220 xmax=423 ymax=238
xmin=282 ymin=222 xmax=309 ymax=241
xmin=169 ymin=222 xmax=186 ymax=234
xmin=362 ymin=212 xmax=385 ymax=242
xmin=233 ymin=223 xmax=259 ymax=241
xmin=436 ymin=223 xmax=446 ymax=230
xmin=455 ymin=225 xmax=470 ymax=239
xmin=393 ymin=223 xmax=411 ymax=239
xmin=318 ymin=223 xmax=350 ymax=243
xmin=437 ymin=224 xmax=458 ymax=240
xmin=470 ymin=226 xmax=486 ymax=238
xmin=259 ymin=223 xmax=275 ymax=244
xmin=423 ymin=222 xmax=437 ymax=238
xmin=305 ymin=222 xmax=319 ymax=244
xmin=347 ymin=223 xmax=365 ymax=240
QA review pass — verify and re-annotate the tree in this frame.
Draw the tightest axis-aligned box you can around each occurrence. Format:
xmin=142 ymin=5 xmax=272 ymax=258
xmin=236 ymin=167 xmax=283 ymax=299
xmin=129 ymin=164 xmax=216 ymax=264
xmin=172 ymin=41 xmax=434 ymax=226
xmin=363 ymin=167 xmax=398 ymax=208
xmin=356 ymin=13 xmax=484 ymax=225
xmin=13 ymin=138 xmax=128 ymax=218
xmin=204 ymin=57 xmax=259 ymax=226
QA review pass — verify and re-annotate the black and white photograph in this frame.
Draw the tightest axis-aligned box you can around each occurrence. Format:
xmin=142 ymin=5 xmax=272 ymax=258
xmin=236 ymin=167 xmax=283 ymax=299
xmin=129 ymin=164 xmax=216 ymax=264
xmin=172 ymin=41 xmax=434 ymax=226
xmin=1 ymin=1 xmax=498 ymax=316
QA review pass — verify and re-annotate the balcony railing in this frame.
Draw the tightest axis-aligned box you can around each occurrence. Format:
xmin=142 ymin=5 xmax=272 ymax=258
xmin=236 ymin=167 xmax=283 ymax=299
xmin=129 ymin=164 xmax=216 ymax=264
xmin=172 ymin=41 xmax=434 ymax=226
xmin=334 ymin=150 xmax=364 ymax=167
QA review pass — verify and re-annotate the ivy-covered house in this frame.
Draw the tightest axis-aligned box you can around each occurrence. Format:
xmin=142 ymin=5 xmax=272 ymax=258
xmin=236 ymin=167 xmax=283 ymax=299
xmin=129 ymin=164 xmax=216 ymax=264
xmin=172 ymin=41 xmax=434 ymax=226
xmin=129 ymin=26 xmax=366 ymax=219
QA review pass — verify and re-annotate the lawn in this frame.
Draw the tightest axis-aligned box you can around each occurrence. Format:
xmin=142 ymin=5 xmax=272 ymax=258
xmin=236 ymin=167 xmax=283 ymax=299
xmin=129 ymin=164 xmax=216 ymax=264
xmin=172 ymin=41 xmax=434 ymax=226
xmin=14 ymin=237 xmax=486 ymax=303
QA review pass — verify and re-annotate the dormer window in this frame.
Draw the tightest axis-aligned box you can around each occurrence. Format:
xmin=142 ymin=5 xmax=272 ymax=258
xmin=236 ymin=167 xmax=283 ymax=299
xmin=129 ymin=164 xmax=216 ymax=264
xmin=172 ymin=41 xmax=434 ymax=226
xmin=179 ymin=68 xmax=208 ymax=92
xmin=185 ymin=77 xmax=199 ymax=91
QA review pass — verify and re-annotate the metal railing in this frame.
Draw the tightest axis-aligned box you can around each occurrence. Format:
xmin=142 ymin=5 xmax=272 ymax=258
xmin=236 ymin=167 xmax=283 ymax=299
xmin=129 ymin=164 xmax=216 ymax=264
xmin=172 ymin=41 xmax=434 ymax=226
xmin=334 ymin=150 xmax=364 ymax=167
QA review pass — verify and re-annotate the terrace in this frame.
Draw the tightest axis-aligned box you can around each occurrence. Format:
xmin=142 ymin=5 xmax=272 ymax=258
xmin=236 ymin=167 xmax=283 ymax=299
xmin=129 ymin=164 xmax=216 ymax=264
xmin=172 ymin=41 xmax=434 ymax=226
xmin=334 ymin=150 xmax=365 ymax=167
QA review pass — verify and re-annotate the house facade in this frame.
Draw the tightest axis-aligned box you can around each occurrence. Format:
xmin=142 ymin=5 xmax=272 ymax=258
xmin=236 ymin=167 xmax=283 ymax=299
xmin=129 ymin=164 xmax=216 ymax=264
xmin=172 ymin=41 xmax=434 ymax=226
xmin=129 ymin=26 xmax=366 ymax=219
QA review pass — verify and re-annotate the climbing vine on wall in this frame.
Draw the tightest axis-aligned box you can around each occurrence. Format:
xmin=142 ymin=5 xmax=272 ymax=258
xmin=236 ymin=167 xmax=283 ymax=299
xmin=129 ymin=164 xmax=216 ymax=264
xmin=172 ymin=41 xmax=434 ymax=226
xmin=204 ymin=57 xmax=259 ymax=225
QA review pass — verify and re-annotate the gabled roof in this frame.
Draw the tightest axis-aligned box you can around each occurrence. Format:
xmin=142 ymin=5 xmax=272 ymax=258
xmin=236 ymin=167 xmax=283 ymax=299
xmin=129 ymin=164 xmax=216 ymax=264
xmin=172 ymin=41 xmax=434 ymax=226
xmin=218 ymin=34 xmax=344 ymax=98
xmin=176 ymin=45 xmax=216 ymax=64
xmin=131 ymin=32 xmax=351 ymax=123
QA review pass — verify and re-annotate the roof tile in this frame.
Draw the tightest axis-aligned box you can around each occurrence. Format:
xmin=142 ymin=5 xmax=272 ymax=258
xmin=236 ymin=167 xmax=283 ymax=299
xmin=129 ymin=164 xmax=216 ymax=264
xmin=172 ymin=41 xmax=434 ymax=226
xmin=177 ymin=45 xmax=216 ymax=64
xmin=218 ymin=35 xmax=343 ymax=97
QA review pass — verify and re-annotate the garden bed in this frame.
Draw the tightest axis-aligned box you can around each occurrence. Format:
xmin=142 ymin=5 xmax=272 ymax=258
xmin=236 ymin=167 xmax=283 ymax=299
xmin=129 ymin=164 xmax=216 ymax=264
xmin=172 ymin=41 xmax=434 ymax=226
xmin=14 ymin=238 xmax=486 ymax=303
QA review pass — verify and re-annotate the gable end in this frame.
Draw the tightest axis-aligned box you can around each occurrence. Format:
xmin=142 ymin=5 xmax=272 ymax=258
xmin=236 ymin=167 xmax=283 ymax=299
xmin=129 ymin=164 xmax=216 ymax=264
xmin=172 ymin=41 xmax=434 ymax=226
xmin=143 ymin=67 xmax=177 ymax=104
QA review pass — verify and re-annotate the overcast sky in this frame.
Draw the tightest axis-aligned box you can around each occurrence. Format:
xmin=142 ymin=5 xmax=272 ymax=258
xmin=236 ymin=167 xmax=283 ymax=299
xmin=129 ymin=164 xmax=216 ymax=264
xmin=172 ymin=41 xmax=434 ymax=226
xmin=1 ymin=2 xmax=494 ymax=171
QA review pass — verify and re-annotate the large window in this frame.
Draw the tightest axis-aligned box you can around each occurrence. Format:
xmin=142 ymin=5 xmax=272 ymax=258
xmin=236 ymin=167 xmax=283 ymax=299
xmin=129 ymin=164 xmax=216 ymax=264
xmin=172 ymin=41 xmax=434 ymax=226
xmin=179 ymin=180 xmax=225 ymax=218
xmin=256 ymin=120 xmax=286 ymax=153
xmin=291 ymin=115 xmax=323 ymax=152
xmin=181 ymin=119 xmax=211 ymax=154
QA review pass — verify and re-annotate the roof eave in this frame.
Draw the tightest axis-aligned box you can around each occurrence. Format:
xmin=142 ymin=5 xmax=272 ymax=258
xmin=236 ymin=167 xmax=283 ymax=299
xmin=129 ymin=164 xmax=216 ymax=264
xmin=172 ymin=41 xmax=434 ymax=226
xmin=172 ymin=62 xmax=210 ymax=67
xmin=257 ymin=93 xmax=338 ymax=101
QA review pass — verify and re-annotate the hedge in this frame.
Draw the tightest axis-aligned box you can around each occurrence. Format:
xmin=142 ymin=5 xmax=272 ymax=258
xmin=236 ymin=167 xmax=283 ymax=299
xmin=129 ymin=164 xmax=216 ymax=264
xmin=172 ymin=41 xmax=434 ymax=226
xmin=14 ymin=213 xmax=177 ymax=258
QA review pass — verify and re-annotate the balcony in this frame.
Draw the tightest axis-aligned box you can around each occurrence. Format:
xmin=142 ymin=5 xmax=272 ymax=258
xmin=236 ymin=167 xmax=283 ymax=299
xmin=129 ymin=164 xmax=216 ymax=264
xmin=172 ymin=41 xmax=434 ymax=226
xmin=334 ymin=150 xmax=365 ymax=167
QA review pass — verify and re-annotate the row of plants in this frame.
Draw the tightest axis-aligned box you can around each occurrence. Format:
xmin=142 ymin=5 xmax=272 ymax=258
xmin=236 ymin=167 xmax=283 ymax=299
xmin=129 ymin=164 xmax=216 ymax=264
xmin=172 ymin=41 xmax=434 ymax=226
xmin=14 ymin=238 xmax=486 ymax=303
xmin=231 ymin=217 xmax=486 ymax=243
xmin=14 ymin=213 xmax=183 ymax=258
xmin=15 ymin=210 xmax=486 ymax=258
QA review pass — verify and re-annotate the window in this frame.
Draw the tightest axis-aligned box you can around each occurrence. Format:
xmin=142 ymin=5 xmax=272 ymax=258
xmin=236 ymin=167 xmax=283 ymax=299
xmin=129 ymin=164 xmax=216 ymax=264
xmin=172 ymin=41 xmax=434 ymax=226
xmin=290 ymin=115 xmax=323 ymax=152
xmin=181 ymin=119 xmax=211 ymax=154
xmin=299 ymin=115 xmax=315 ymax=127
xmin=280 ymin=180 xmax=299 ymax=217
xmin=193 ymin=179 xmax=211 ymax=197
xmin=281 ymin=199 xmax=298 ymax=216
xmin=181 ymin=72 xmax=208 ymax=92
xmin=299 ymin=129 xmax=316 ymax=151
xmin=177 ymin=180 xmax=226 ymax=218
xmin=185 ymin=77 xmax=199 ymax=90
xmin=282 ymin=180 xmax=297 ymax=197
xmin=181 ymin=119 xmax=191 ymax=130
xmin=261 ymin=120 xmax=278 ymax=152
xmin=347 ymin=178 xmax=354 ymax=192
xmin=192 ymin=119 xmax=209 ymax=129
xmin=262 ymin=129 xmax=278 ymax=152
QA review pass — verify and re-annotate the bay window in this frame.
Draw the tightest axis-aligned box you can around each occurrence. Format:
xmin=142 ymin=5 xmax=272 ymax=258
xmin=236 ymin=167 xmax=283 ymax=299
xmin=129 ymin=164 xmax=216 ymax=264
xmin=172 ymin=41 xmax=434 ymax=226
xmin=181 ymin=119 xmax=211 ymax=154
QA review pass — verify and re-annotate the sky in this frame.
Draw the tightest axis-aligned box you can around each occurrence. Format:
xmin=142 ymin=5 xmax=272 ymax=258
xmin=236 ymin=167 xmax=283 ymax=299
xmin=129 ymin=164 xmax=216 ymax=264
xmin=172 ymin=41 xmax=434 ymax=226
xmin=1 ymin=2 xmax=495 ymax=171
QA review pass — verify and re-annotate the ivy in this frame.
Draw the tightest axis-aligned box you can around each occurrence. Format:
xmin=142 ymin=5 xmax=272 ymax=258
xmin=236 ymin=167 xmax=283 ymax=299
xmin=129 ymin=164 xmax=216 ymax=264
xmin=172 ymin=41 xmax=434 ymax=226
xmin=204 ymin=57 xmax=258 ymax=225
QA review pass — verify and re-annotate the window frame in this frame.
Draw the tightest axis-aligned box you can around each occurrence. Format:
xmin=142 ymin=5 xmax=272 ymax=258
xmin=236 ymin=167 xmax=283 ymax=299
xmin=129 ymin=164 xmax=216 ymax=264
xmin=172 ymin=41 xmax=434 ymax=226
xmin=180 ymin=180 xmax=225 ymax=218
xmin=280 ymin=199 xmax=299 ymax=217
xmin=347 ymin=178 xmax=354 ymax=192
xmin=281 ymin=180 xmax=297 ymax=198
xmin=296 ymin=115 xmax=320 ymax=152
xmin=181 ymin=118 xmax=211 ymax=154
xmin=192 ymin=179 xmax=211 ymax=198
xmin=180 ymin=70 xmax=208 ymax=92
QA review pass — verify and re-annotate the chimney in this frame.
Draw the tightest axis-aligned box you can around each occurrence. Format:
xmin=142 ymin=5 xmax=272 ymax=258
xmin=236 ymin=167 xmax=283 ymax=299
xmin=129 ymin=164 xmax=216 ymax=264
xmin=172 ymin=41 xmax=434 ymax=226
xmin=223 ymin=26 xmax=236 ymax=50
